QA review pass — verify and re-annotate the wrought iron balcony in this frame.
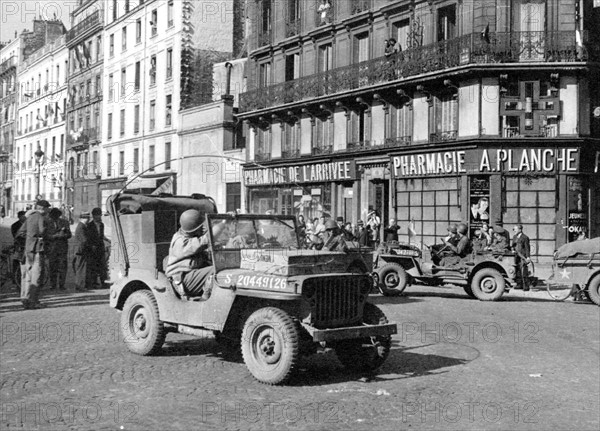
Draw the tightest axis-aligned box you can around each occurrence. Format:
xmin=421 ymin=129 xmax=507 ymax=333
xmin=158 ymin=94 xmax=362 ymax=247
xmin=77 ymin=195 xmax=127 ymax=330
xmin=430 ymin=130 xmax=457 ymax=143
xmin=66 ymin=10 xmax=102 ymax=42
xmin=0 ymin=56 xmax=16 ymax=75
xmin=503 ymin=127 xmax=520 ymax=138
xmin=311 ymin=145 xmax=333 ymax=156
xmin=351 ymin=0 xmax=371 ymax=15
xmin=255 ymin=151 xmax=271 ymax=162
xmin=281 ymin=149 xmax=300 ymax=159
xmin=240 ymin=31 xmax=596 ymax=113
xmin=285 ymin=19 xmax=301 ymax=38
xmin=67 ymin=127 xmax=98 ymax=150
xmin=384 ymin=136 xmax=412 ymax=148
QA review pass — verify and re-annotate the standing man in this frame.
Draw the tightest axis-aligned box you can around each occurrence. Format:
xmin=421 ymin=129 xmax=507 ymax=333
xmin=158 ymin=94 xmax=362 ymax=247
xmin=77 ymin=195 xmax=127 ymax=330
xmin=46 ymin=208 xmax=72 ymax=291
xmin=511 ymin=224 xmax=531 ymax=291
xmin=87 ymin=207 xmax=107 ymax=289
xmin=367 ymin=208 xmax=381 ymax=246
xmin=384 ymin=219 xmax=400 ymax=242
xmin=11 ymin=211 xmax=26 ymax=239
xmin=72 ymin=212 xmax=90 ymax=291
xmin=20 ymin=200 xmax=50 ymax=309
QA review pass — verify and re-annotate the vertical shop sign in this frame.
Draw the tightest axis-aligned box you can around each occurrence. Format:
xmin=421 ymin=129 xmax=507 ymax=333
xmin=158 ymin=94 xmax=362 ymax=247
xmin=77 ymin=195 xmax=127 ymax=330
xmin=566 ymin=177 xmax=588 ymax=241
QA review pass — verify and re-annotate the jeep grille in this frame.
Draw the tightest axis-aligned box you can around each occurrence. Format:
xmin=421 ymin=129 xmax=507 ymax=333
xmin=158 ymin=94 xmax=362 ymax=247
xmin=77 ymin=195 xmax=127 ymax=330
xmin=304 ymin=276 xmax=369 ymax=328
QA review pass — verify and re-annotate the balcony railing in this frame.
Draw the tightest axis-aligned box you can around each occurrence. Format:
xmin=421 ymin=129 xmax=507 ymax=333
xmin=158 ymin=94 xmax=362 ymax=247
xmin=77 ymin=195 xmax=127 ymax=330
xmin=285 ymin=19 xmax=301 ymax=38
xmin=66 ymin=10 xmax=102 ymax=42
xmin=240 ymin=30 xmax=595 ymax=113
xmin=66 ymin=127 xmax=98 ymax=150
xmin=281 ymin=149 xmax=300 ymax=159
xmin=311 ymin=145 xmax=333 ymax=156
xmin=430 ymin=130 xmax=457 ymax=143
xmin=0 ymin=56 xmax=16 ymax=74
xmin=255 ymin=151 xmax=271 ymax=162
xmin=351 ymin=0 xmax=371 ymax=15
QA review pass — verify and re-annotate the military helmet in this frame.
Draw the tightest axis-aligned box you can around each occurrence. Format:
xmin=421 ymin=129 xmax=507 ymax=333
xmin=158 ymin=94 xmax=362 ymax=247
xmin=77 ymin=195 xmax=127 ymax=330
xmin=180 ymin=209 xmax=204 ymax=233
xmin=324 ymin=219 xmax=338 ymax=230
xmin=457 ymin=223 xmax=468 ymax=235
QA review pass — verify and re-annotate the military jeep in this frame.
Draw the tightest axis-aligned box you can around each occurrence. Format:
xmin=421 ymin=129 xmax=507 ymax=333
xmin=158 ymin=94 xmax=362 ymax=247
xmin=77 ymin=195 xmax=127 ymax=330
xmin=107 ymin=193 xmax=397 ymax=384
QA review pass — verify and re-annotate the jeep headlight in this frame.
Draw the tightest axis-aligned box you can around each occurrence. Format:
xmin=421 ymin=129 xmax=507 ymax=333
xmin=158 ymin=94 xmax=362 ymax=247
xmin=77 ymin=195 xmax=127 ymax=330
xmin=359 ymin=277 xmax=372 ymax=295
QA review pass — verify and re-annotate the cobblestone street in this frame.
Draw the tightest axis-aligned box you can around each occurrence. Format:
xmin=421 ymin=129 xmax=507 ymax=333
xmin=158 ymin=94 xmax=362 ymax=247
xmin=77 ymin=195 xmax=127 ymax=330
xmin=1 ymin=268 xmax=599 ymax=431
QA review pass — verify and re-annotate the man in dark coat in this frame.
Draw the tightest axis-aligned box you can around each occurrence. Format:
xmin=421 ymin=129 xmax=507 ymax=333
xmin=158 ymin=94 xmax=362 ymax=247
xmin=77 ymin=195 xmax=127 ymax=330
xmin=46 ymin=208 xmax=72 ymax=290
xmin=87 ymin=207 xmax=107 ymax=289
xmin=511 ymin=224 xmax=531 ymax=290
xmin=384 ymin=219 xmax=400 ymax=242
xmin=72 ymin=212 xmax=90 ymax=291
xmin=20 ymin=200 xmax=50 ymax=309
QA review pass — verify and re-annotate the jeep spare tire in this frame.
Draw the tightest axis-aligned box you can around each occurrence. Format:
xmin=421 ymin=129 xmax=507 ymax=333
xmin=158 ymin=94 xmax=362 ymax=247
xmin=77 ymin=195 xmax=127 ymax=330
xmin=377 ymin=263 xmax=408 ymax=296
xmin=586 ymin=275 xmax=600 ymax=306
xmin=241 ymin=307 xmax=300 ymax=385
xmin=470 ymin=268 xmax=505 ymax=301
xmin=121 ymin=290 xmax=166 ymax=355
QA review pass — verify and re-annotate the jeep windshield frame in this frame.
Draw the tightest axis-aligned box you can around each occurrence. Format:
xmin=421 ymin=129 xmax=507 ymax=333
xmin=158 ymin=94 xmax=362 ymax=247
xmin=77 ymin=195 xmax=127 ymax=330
xmin=207 ymin=214 xmax=300 ymax=251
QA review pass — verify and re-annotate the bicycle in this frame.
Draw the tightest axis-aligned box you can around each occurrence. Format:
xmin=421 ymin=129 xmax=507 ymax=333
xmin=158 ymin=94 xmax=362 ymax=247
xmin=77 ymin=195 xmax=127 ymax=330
xmin=0 ymin=246 xmax=21 ymax=291
xmin=546 ymin=281 xmax=589 ymax=302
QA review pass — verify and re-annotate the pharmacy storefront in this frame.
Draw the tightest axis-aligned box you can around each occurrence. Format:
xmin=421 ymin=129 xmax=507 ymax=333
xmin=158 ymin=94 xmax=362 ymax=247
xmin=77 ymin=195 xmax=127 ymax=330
xmin=390 ymin=145 xmax=599 ymax=261
xmin=244 ymin=159 xmax=357 ymax=221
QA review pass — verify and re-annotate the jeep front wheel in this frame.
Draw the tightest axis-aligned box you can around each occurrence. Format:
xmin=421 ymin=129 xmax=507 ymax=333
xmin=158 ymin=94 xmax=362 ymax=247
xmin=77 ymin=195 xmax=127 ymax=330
xmin=377 ymin=263 xmax=408 ymax=296
xmin=241 ymin=307 xmax=300 ymax=385
xmin=121 ymin=290 xmax=166 ymax=355
xmin=471 ymin=268 xmax=505 ymax=301
xmin=334 ymin=303 xmax=392 ymax=373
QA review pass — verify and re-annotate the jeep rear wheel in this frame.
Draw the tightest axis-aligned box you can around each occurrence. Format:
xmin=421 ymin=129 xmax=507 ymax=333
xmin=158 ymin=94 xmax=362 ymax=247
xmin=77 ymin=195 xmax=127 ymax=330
xmin=377 ymin=263 xmax=408 ymax=296
xmin=121 ymin=290 xmax=165 ymax=355
xmin=334 ymin=303 xmax=391 ymax=373
xmin=241 ymin=307 xmax=300 ymax=385
xmin=471 ymin=268 xmax=505 ymax=301
xmin=586 ymin=275 xmax=600 ymax=306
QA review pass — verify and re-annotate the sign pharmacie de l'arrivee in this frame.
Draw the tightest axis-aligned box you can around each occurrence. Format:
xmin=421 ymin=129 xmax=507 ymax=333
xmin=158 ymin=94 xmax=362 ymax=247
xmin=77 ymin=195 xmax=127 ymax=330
xmin=391 ymin=148 xmax=580 ymax=178
xmin=244 ymin=160 xmax=356 ymax=186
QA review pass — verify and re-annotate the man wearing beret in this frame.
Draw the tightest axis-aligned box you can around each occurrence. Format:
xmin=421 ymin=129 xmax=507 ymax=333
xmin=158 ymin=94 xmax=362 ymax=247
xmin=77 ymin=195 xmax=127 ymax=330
xmin=19 ymin=200 xmax=51 ymax=309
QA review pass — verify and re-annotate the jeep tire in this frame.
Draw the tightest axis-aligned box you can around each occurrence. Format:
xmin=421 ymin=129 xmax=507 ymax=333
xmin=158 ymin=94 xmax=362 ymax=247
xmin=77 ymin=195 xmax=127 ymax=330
xmin=241 ymin=307 xmax=300 ymax=385
xmin=377 ymin=263 xmax=408 ymax=296
xmin=121 ymin=290 xmax=166 ymax=355
xmin=586 ymin=275 xmax=600 ymax=306
xmin=334 ymin=303 xmax=392 ymax=373
xmin=470 ymin=268 xmax=505 ymax=301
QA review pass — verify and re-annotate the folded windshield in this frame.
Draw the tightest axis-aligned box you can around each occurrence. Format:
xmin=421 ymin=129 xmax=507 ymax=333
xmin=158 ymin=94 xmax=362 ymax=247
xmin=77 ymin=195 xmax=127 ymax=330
xmin=210 ymin=217 xmax=299 ymax=249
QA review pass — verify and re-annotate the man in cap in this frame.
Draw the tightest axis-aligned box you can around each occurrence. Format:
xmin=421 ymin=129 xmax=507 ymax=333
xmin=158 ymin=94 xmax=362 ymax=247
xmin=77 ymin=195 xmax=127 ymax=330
xmin=489 ymin=225 xmax=510 ymax=255
xmin=19 ymin=200 xmax=50 ymax=309
xmin=87 ymin=207 xmax=107 ymax=288
xmin=511 ymin=224 xmax=531 ymax=290
xmin=46 ymin=208 xmax=72 ymax=290
xmin=73 ymin=211 xmax=90 ymax=291
xmin=166 ymin=209 xmax=229 ymax=298
xmin=354 ymin=220 xmax=369 ymax=247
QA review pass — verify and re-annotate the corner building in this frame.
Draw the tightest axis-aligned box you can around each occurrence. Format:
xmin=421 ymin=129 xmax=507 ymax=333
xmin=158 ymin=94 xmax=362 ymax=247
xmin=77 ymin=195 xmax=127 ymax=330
xmin=238 ymin=0 xmax=600 ymax=262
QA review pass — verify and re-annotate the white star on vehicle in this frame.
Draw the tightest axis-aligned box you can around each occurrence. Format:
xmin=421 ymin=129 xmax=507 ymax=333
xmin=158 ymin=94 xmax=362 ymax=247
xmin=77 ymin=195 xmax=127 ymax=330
xmin=560 ymin=269 xmax=570 ymax=279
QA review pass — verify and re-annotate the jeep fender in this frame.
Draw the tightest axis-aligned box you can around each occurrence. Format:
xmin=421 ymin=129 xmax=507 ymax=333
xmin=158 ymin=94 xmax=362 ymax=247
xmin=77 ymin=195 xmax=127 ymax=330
xmin=468 ymin=262 xmax=514 ymax=288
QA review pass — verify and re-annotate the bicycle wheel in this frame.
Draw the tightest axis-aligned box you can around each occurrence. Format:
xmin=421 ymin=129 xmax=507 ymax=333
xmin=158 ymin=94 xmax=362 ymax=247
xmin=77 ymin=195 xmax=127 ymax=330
xmin=546 ymin=282 xmax=573 ymax=301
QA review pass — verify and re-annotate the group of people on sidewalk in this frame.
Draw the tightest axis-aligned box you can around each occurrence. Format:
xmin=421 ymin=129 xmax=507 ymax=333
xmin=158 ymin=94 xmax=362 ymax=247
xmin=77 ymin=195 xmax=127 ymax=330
xmin=11 ymin=200 xmax=108 ymax=310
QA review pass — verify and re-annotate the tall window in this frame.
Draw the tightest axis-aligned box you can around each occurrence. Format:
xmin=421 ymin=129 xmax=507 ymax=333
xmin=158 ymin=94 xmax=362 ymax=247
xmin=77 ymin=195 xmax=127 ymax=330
xmin=107 ymin=153 xmax=112 ymax=177
xmin=136 ymin=19 xmax=142 ymax=43
xmin=437 ymin=5 xmax=456 ymax=42
xmin=92 ymin=151 xmax=98 ymax=176
xmin=168 ymin=0 xmax=174 ymax=27
xmin=165 ymin=142 xmax=171 ymax=170
xmin=121 ymin=67 xmax=126 ymax=99
xmin=120 ymin=109 xmax=125 ymax=136
xmin=151 ymin=9 xmax=158 ymax=36
xmin=148 ymin=145 xmax=155 ymax=171
xmin=285 ymin=53 xmax=300 ymax=81
xmin=150 ymin=55 xmax=156 ymax=85
xmin=318 ymin=43 xmax=333 ymax=72
xmin=122 ymin=26 xmax=127 ymax=51
xmin=95 ymin=74 xmax=102 ymax=96
xmin=133 ymin=148 xmax=139 ymax=172
xmin=134 ymin=61 xmax=140 ymax=90
xmin=149 ymin=100 xmax=156 ymax=130
xmin=261 ymin=0 xmax=272 ymax=34
xmin=125 ymin=0 xmax=130 ymax=13
xmin=431 ymin=94 xmax=458 ymax=141
xmin=108 ymin=73 xmax=114 ymax=101
xmin=134 ymin=104 xmax=140 ymax=133
xmin=165 ymin=95 xmax=172 ymax=126
xmin=258 ymin=62 xmax=271 ymax=87
xmin=166 ymin=48 xmax=173 ymax=79
xmin=354 ymin=33 xmax=369 ymax=63
xmin=112 ymin=0 xmax=117 ymax=21
xmin=119 ymin=151 xmax=125 ymax=176
xmin=96 ymin=35 xmax=102 ymax=61
xmin=109 ymin=34 xmax=114 ymax=57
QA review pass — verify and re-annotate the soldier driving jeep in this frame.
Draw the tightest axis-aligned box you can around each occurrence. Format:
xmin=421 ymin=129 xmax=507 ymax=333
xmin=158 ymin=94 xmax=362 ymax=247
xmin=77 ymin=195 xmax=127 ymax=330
xmin=165 ymin=209 xmax=228 ymax=299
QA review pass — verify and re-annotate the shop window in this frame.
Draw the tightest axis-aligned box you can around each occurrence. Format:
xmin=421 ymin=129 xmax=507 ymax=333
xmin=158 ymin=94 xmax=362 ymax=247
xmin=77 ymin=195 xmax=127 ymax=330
xmin=503 ymin=175 xmax=556 ymax=258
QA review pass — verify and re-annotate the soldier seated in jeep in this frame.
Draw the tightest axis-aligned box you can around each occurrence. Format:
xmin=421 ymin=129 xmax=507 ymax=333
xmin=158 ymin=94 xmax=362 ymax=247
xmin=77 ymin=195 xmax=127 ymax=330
xmin=439 ymin=223 xmax=471 ymax=266
xmin=165 ymin=209 xmax=227 ymax=298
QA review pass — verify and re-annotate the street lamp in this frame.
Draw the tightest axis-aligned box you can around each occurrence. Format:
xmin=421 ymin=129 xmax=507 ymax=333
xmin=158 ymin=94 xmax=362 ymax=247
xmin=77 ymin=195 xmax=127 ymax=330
xmin=0 ymin=150 xmax=9 ymax=214
xmin=34 ymin=147 xmax=44 ymax=198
